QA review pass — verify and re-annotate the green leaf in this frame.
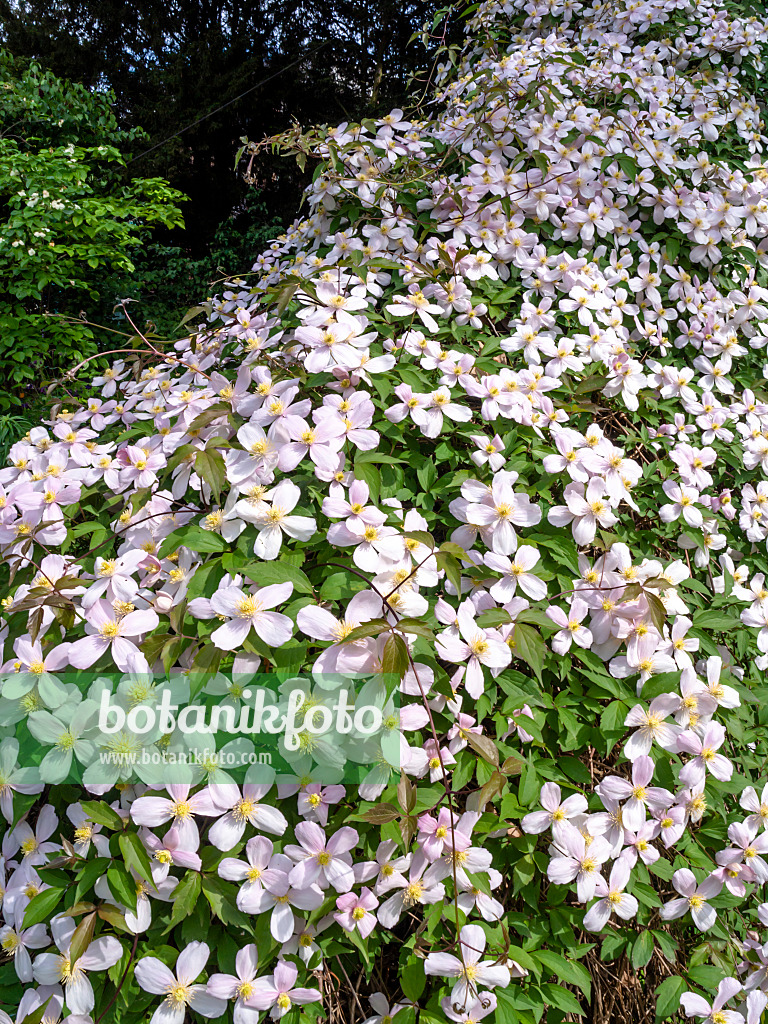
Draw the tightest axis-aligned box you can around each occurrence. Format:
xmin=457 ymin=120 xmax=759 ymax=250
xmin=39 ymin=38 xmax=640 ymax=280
xmin=495 ymin=989 xmax=534 ymax=1024
xmin=558 ymin=756 xmax=592 ymax=785
xmin=403 ymin=529 xmax=435 ymax=549
xmin=654 ymin=976 xmax=686 ymax=1019
xmin=517 ymin=762 xmax=539 ymax=806
xmin=119 ymin=832 xmax=155 ymax=888
xmin=511 ymin=623 xmax=545 ymax=680
xmin=394 ymin=617 xmax=435 ymax=639
xmin=158 ymin=524 xmax=228 ymax=558
xmin=107 ymin=865 xmax=138 ymax=913
xmin=400 ymin=961 xmax=426 ymax=1002
xmin=345 ymin=920 xmax=371 ymax=966
xmin=359 ymin=802 xmax=400 ymax=824
xmin=476 ymin=608 xmax=512 ymax=628
xmin=186 ymin=402 xmax=231 ymax=432
xmin=435 ymin=550 xmax=462 ymax=594
xmin=201 ymin=875 xmax=250 ymax=928
xmin=573 ymin=373 xmax=609 ymax=395
xmin=19 ymin=998 xmax=53 ymax=1024
xmin=75 ymin=857 xmax=112 ymax=903
xmin=439 ymin=541 xmax=469 ymax=560
xmin=241 ymin=561 xmax=314 ymax=595
xmin=341 ymin=619 xmax=390 ymax=642
xmin=169 ymin=870 xmax=202 ymax=928
xmin=381 ymin=634 xmax=409 ymax=679
xmin=354 ymin=452 xmax=406 ymax=465
xmin=646 ymin=591 xmax=666 ymax=633
xmin=465 ymin=731 xmax=500 ymax=767
xmin=534 ymin=950 xmax=591 ymax=998
xmin=692 ymin=609 xmax=738 ymax=631
xmin=22 ymin=888 xmax=65 ymax=929
xmin=78 ymin=800 xmax=125 ymax=830
xmin=195 ymin=449 xmax=226 ymax=504
xmin=416 ymin=458 xmax=437 ymax=491
xmin=540 ymin=982 xmax=583 ymax=1015
xmin=353 ymin=459 xmax=381 ymax=505
xmin=69 ymin=911 xmax=97 ymax=965
xmin=506 ymin=945 xmax=539 ymax=974
xmin=631 ymin=930 xmax=655 ymax=968
xmin=665 ymin=237 xmax=681 ymax=263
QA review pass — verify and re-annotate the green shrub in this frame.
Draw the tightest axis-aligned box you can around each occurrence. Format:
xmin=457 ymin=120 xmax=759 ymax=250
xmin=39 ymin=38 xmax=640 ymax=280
xmin=0 ymin=50 xmax=185 ymax=408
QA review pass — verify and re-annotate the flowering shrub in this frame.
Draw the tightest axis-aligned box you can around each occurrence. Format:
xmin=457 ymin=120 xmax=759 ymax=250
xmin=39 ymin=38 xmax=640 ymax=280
xmin=5 ymin=0 xmax=768 ymax=1022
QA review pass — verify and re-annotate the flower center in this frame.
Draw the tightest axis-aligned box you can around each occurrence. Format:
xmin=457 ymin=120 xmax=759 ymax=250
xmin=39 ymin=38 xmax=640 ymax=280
xmin=74 ymin=824 xmax=94 ymax=845
xmin=237 ymin=596 xmax=262 ymax=618
xmin=469 ymin=637 xmax=489 ymax=655
xmin=165 ymin=982 xmax=192 ymax=1007
xmin=404 ymin=881 xmax=424 ymax=905
xmin=59 ymin=956 xmax=83 ymax=985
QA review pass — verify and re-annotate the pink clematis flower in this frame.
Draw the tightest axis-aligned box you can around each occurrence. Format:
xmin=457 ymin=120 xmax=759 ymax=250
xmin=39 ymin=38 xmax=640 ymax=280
xmin=248 ymin=479 xmax=316 ymax=560
xmin=435 ymin=601 xmax=511 ymax=699
xmin=218 ymin=836 xmax=287 ymax=912
xmin=285 ymin=822 xmax=358 ymax=892
xmin=680 ymin=977 xmax=743 ymax=1024
xmin=659 ymin=868 xmax=722 ymax=931
xmin=208 ymin=782 xmax=288 ymax=851
xmin=135 ymin=941 xmax=226 ymax=1023
xmin=548 ymin=479 xmax=617 ymax=546
xmin=424 ymin=924 xmax=510 ymax=1006
xmin=677 ymin=721 xmax=733 ymax=787
xmin=485 ymin=546 xmax=547 ymax=601
xmin=130 ymin=784 xmax=221 ymax=848
xmin=547 ymin=598 xmax=593 ymax=654
xmin=297 ymin=783 xmax=346 ymax=825
xmin=464 ymin=473 xmax=541 ymax=555
xmin=248 ymin=960 xmax=321 ymax=1019
xmin=209 ymin=581 xmax=294 ymax=650
xmin=32 ymin=915 xmax=122 ymax=1015
xmin=582 ymin=857 xmax=639 ymax=932
xmin=623 ymin=696 xmax=682 ymax=759
xmin=68 ymin=600 xmax=158 ymax=672
xmin=207 ymin=943 xmax=262 ymax=1024
xmin=521 ymin=782 xmax=588 ymax=842
xmin=547 ymin=821 xmax=612 ymax=902
xmin=597 ymin=755 xmax=672 ymax=831
xmin=334 ymin=887 xmax=379 ymax=938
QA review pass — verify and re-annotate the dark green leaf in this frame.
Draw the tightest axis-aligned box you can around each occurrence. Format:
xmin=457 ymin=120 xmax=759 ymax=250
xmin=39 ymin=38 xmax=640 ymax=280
xmin=22 ymin=888 xmax=64 ymax=929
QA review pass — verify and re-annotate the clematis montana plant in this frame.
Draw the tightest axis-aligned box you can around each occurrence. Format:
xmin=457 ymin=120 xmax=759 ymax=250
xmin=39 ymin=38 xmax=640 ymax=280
xmin=5 ymin=0 xmax=768 ymax=1021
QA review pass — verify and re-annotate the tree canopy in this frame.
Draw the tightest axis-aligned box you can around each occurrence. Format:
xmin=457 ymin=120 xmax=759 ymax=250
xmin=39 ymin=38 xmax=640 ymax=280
xmin=0 ymin=0 xmax=448 ymax=250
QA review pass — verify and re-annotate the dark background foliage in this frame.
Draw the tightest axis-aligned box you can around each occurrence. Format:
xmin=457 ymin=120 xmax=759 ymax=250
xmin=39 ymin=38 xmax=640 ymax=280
xmin=0 ymin=0 xmax=459 ymax=428
xmin=1 ymin=0 xmax=447 ymax=253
